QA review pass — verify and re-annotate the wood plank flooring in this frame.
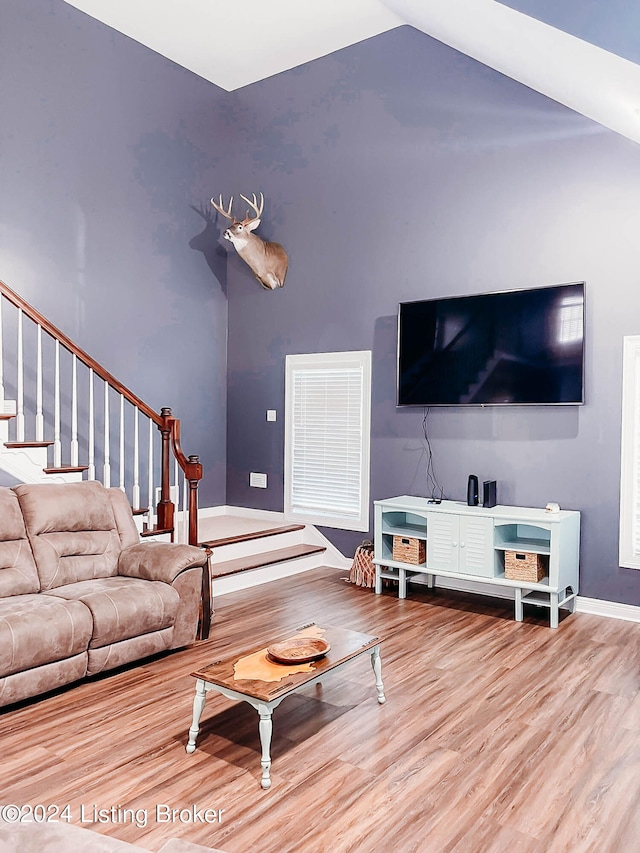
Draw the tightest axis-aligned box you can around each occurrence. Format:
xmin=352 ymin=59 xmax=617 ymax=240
xmin=2 ymin=569 xmax=640 ymax=852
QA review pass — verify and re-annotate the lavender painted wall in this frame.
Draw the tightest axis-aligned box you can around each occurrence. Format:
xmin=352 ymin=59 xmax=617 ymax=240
xmin=1 ymin=0 xmax=231 ymax=505
xmin=3 ymin=5 xmax=640 ymax=606
xmin=225 ymin=27 xmax=640 ymax=604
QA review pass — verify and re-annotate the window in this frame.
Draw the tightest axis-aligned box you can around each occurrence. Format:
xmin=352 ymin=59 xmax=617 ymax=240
xmin=619 ymin=335 xmax=640 ymax=568
xmin=284 ymin=351 xmax=371 ymax=531
xmin=557 ymin=293 xmax=584 ymax=344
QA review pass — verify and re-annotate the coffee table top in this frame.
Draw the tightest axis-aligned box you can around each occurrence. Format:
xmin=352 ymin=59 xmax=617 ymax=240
xmin=191 ymin=623 xmax=382 ymax=702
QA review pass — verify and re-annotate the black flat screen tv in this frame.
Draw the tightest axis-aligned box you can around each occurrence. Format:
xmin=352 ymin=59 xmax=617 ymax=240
xmin=397 ymin=282 xmax=585 ymax=406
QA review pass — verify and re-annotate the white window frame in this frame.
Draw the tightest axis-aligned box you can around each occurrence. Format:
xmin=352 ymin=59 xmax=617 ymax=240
xmin=284 ymin=351 xmax=371 ymax=532
xmin=619 ymin=335 xmax=640 ymax=569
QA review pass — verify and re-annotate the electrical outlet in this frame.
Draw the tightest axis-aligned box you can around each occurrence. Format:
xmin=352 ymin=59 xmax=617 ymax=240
xmin=250 ymin=472 xmax=267 ymax=488
xmin=266 ymin=409 xmax=277 ymax=422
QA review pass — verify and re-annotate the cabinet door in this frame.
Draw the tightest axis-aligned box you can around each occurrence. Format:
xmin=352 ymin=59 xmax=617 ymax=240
xmin=458 ymin=515 xmax=495 ymax=577
xmin=426 ymin=513 xmax=459 ymax=572
xmin=427 ymin=512 xmax=495 ymax=578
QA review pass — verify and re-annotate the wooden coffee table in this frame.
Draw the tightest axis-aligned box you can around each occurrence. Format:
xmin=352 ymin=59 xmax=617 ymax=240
xmin=186 ymin=623 xmax=385 ymax=789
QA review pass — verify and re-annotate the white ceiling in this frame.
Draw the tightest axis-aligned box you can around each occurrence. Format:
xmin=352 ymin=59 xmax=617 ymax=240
xmin=62 ymin=0 xmax=640 ymax=144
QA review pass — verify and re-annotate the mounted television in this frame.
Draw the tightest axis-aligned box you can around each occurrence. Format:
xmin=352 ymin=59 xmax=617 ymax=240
xmin=397 ymin=282 xmax=585 ymax=406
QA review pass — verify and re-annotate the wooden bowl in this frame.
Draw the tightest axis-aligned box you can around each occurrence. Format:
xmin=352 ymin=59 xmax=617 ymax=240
xmin=267 ymin=637 xmax=331 ymax=664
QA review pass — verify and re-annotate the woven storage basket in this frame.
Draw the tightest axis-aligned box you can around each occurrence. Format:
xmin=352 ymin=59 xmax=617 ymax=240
xmin=504 ymin=550 xmax=546 ymax=582
xmin=392 ymin=535 xmax=426 ymax=565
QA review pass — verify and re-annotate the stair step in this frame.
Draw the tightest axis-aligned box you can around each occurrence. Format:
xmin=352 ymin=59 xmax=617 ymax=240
xmin=211 ymin=543 xmax=326 ymax=580
xmin=132 ymin=507 xmax=149 ymax=516
xmin=201 ymin=522 xmax=305 ymax=549
xmin=0 ymin=414 xmax=15 ymax=420
xmin=43 ymin=465 xmax=89 ymax=474
xmin=5 ymin=441 xmax=55 ymax=448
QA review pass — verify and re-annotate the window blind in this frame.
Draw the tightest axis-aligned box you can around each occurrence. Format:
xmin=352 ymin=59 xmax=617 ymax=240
xmin=285 ymin=352 xmax=371 ymax=531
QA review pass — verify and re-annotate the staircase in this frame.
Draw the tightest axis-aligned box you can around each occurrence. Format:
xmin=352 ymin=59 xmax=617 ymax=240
xmin=0 ymin=278 xmax=203 ymax=546
xmin=198 ymin=512 xmax=350 ymax=611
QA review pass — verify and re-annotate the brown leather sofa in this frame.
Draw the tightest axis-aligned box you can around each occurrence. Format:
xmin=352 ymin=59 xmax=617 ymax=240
xmin=0 ymin=480 xmax=208 ymax=707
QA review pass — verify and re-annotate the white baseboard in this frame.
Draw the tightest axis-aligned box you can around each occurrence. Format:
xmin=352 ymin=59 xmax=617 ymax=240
xmin=574 ymin=596 xmax=640 ymax=622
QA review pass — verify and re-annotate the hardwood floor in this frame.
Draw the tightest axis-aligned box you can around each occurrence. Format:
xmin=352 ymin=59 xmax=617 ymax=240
xmin=3 ymin=569 xmax=640 ymax=852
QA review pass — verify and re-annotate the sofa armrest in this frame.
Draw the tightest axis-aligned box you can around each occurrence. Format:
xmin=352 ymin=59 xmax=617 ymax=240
xmin=118 ymin=541 xmax=207 ymax=585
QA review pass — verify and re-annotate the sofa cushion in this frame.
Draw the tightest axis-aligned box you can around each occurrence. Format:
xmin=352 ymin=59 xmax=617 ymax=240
xmin=0 ymin=594 xmax=93 ymax=678
xmin=14 ymin=481 xmax=122 ymax=590
xmin=48 ymin=576 xmax=180 ymax=648
xmin=0 ymin=488 xmax=39 ymax=597
xmin=107 ymin=487 xmax=142 ymax=550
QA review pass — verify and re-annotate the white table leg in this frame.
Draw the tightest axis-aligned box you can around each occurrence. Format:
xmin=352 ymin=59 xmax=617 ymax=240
xmin=550 ymin=591 xmax=559 ymax=629
xmin=371 ymin=645 xmax=385 ymax=704
xmin=514 ymin=588 xmax=523 ymax=622
xmin=374 ymin=564 xmax=382 ymax=595
xmin=186 ymin=679 xmax=207 ymax=753
xmin=399 ymin=567 xmax=407 ymax=599
xmin=257 ymin=704 xmax=273 ymax=790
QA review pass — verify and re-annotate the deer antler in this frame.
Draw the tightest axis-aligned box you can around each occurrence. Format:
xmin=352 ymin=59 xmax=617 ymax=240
xmin=210 ymin=195 xmax=234 ymax=220
xmin=239 ymin=192 xmax=264 ymax=221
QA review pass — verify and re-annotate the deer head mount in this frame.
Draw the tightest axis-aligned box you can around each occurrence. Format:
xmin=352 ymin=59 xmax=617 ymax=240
xmin=210 ymin=192 xmax=288 ymax=290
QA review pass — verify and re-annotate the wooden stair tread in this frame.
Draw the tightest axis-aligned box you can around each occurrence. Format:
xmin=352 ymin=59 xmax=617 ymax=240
xmin=140 ymin=527 xmax=173 ymax=537
xmin=201 ymin=522 xmax=305 ymax=548
xmin=43 ymin=465 xmax=89 ymax=473
xmin=211 ymin=543 xmax=326 ymax=579
xmin=5 ymin=441 xmax=55 ymax=448
xmin=131 ymin=507 xmax=149 ymax=516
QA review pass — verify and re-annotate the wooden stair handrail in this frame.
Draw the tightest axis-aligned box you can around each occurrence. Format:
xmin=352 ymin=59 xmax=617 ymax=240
xmin=0 ymin=278 xmax=203 ymax=546
xmin=0 ymin=278 xmax=162 ymax=425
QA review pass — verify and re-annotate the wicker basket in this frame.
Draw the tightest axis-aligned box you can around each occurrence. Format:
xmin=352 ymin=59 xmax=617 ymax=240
xmin=392 ymin=535 xmax=426 ymax=565
xmin=504 ymin=550 xmax=546 ymax=582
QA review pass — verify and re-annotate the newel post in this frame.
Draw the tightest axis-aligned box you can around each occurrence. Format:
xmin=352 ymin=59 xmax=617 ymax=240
xmin=157 ymin=407 xmax=175 ymax=536
xmin=185 ymin=454 xmax=203 ymax=547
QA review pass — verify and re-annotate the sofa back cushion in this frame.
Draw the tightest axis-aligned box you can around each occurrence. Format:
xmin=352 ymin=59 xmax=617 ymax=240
xmin=0 ymin=488 xmax=40 ymax=596
xmin=14 ymin=481 xmax=124 ymax=590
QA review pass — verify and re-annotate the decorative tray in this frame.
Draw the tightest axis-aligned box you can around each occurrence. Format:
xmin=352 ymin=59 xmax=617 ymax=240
xmin=266 ymin=637 xmax=331 ymax=665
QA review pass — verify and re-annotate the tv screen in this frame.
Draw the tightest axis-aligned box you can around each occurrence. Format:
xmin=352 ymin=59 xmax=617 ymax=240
xmin=397 ymin=282 xmax=585 ymax=406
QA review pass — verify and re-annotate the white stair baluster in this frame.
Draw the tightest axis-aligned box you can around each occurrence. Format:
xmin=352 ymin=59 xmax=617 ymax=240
xmin=147 ymin=417 xmax=154 ymax=530
xmin=35 ymin=325 xmax=44 ymax=441
xmin=53 ymin=340 xmax=61 ymax=467
xmin=88 ymin=368 xmax=95 ymax=480
xmin=173 ymin=457 xmax=180 ymax=542
xmin=103 ymin=381 xmax=110 ymax=487
xmin=181 ymin=471 xmax=188 ymax=545
xmin=70 ymin=354 xmax=78 ymax=466
xmin=119 ymin=394 xmax=125 ymax=492
xmin=16 ymin=309 xmax=24 ymax=441
xmin=132 ymin=407 xmax=140 ymax=510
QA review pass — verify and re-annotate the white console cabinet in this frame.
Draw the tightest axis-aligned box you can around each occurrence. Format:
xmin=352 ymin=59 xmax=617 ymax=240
xmin=373 ymin=496 xmax=580 ymax=628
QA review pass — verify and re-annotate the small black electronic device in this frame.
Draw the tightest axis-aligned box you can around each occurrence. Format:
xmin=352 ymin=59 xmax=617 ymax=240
xmin=483 ymin=480 xmax=497 ymax=508
xmin=467 ymin=475 xmax=479 ymax=507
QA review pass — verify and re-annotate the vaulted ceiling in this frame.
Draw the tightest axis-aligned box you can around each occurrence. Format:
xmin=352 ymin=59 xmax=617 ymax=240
xmin=61 ymin=0 xmax=640 ymax=144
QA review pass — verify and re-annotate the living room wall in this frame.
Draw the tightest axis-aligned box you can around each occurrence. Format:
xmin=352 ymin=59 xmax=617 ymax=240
xmin=0 ymin=0 xmax=231 ymax=506
xmin=224 ymin=27 xmax=640 ymax=605
xmin=4 ymin=3 xmax=640 ymax=607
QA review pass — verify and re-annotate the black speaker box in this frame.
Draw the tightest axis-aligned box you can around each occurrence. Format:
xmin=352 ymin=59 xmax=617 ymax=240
xmin=483 ymin=480 xmax=497 ymax=508
xmin=467 ymin=475 xmax=479 ymax=507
